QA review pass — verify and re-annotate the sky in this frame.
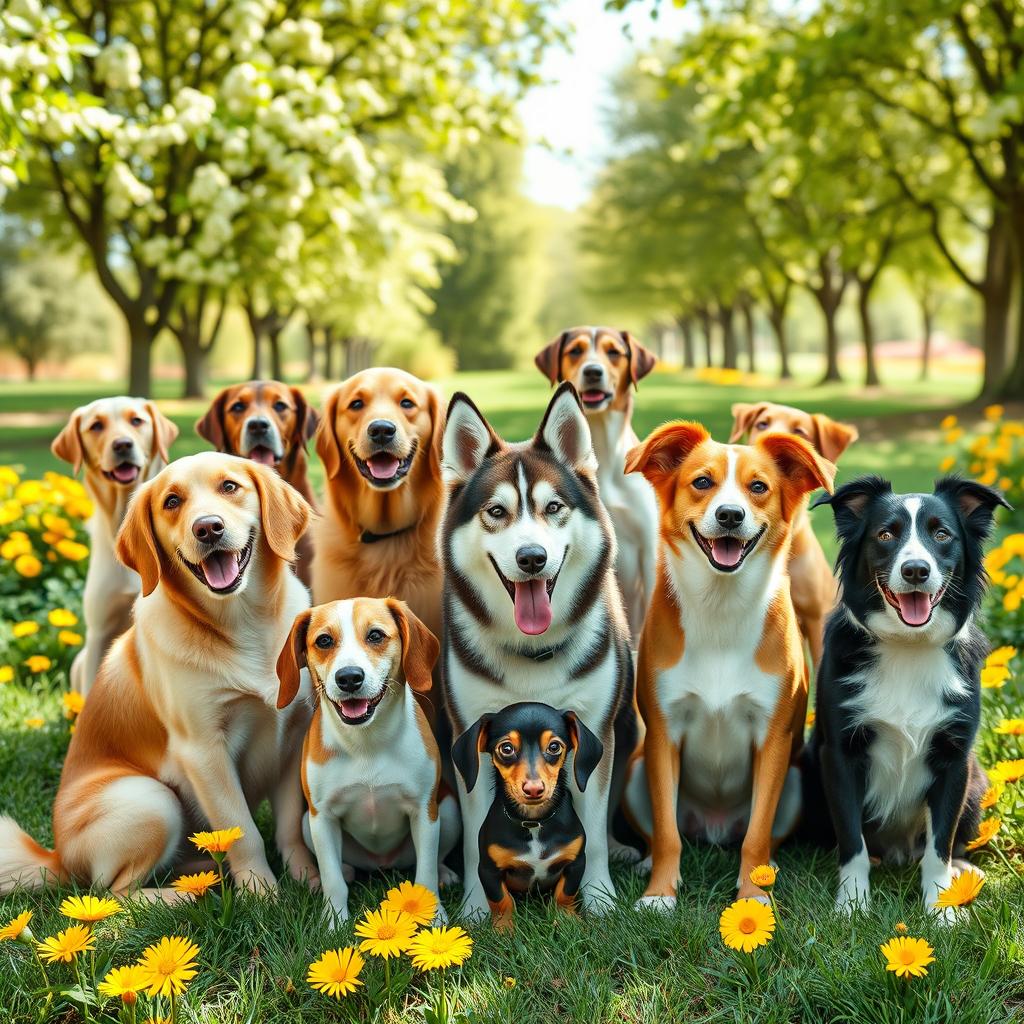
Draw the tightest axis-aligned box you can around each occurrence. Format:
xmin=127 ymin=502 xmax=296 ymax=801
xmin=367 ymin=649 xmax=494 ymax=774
xmin=520 ymin=0 xmax=696 ymax=210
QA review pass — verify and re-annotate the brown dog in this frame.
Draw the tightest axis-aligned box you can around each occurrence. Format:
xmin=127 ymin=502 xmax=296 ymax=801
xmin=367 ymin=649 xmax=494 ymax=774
xmin=311 ymin=368 xmax=443 ymax=637
xmin=196 ymin=381 xmax=319 ymax=585
xmin=730 ymin=403 xmax=858 ymax=668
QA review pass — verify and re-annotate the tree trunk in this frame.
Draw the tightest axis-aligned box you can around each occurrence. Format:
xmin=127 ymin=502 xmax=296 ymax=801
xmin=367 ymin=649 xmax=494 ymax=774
xmin=857 ymin=278 xmax=881 ymax=388
xmin=268 ymin=327 xmax=284 ymax=381
xmin=127 ymin=316 xmax=154 ymax=396
xmin=676 ymin=315 xmax=695 ymax=369
xmin=24 ymin=355 xmax=38 ymax=381
xmin=322 ymin=326 xmax=335 ymax=380
xmin=697 ymin=308 xmax=714 ymax=366
xmin=739 ymin=299 xmax=756 ymax=373
xmin=768 ymin=308 xmax=792 ymax=380
xmin=919 ymin=304 xmax=934 ymax=382
xmin=980 ymin=212 xmax=1014 ymax=395
xmin=717 ymin=303 xmax=738 ymax=370
xmin=306 ymin=325 xmax=321 ymax=384
xmin=180 ymin=338 xmax=207 ymax=399
xmin=999 ymin=266 xmax=1024 ymax=398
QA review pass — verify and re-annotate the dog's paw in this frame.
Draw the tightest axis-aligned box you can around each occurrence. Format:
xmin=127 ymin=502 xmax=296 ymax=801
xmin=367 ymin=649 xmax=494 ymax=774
xmin=438 ymin=864 xmax=461 ymax=888
xmin=635 ymin=894 xmax=676 ymax=913
xmin=952 ymin=859 xmax=983 ymax=879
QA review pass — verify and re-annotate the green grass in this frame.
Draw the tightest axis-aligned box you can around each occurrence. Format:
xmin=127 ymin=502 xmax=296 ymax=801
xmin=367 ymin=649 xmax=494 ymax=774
xmin=2 ymin=366 xmax=1023 ymax=1023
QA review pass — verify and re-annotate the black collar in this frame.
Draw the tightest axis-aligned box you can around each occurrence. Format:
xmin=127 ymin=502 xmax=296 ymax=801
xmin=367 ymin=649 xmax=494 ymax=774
xmin=359 ymin=523 xmax=416 ymax=545
xmin=501 ymin=799 xmax=557 ymax=830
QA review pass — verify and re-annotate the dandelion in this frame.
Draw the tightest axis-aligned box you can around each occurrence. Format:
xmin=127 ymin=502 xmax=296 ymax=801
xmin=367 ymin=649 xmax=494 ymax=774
xmin=0 ymin=910 xmax=33 ymax=943
xmin=380 ymin=880 xmax=438 ymax=925
xmin=55 ymin=539 xmax=89 ymax=562
xmin=940 ymin=415 xmax=957 ymax=430
xmin=307 ymin=947 xmax=365 ymax=999
xmin=24 ymin=655 xmax=51 ymax=673
xmin=994 ymin=719 xmax=1024 ymax=736
xmin=987 ymin=646 xmax=1018 ymax=666
xmin=36 ymin=925 xmax=95 ymax=963
xmin=719 ymin=898 xmax=776 ymax=953
xmin=0 ymin=666 xmax=13 ymax=684
xmin=984 ymin=404 xmax=1005 ymax=422
xmin=98 ymin=964 xmax=148 ymax=1004
xmin=62 ymin=692 xmax=85 ymax=718
xmin=60 ymin=894 xmax=122 ymax=923
xmin=59 ymin=630 xmax=83 ymax=646
xmin=14 ymin=554 xmax=42 ymax=577
xmin=805 ymin=709 xmax=816 ymax=728
xmin=12 ymin=620 xmax=39 ymax=638
xmin=355 ymin=907 xmax=417 ymax=959
xmin=894 ymin=922 xmax=908 ymax=934
xmin=965 ymin=817 xmax=1001 ymax=851
xmin=939 ymin=456 xmax=956 ymax=473
xmin=171 ymin=871 xmax=219 ymax=898
xmin=981 ymin=782 xmax=1004 ymax=810
xmin=189 ymin=827 xmax=243 ymax=854
xmin=749 ymin=865 xmax=777 ymax=888
xmin=934 ymin=869 xmax=984 ymax=908
xmin=24 ymin=716 xmax=44 ymax=729
xmin=48 ymin=608 xmax=79 ymax=628
xmin=990 ymin=759 xmax=1024 ymax=783
xmin=408 ymin=926 xmax=474 ymax=971
xmin=981 ymin=665 xmax=1010 ymax=688
xmin=880 ymin=936 xmax=935 ymax=979
xmin=137 ymin=936 xmax=200 ymax=997
xmin=945 ymin=428 xmax=963 ymax=444
xmin=503 ymin=976 xmax=516 ymax=988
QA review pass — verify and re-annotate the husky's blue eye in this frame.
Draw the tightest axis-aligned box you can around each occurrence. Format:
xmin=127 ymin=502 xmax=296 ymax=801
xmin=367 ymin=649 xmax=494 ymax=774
xmin=693 ymin=476 xmax=713 ymax=490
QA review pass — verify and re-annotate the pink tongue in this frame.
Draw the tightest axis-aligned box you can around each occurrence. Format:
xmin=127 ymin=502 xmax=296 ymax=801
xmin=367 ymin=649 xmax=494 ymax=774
xmin=896 ymin=592 xmax=931 ymax=626
xmin=513 ymin=579 xmax=552 ymax=635
xmin=368 ymin=454 xmax=400 ymax=479
xmin=201 ymin=550 xmax=240 ymax=590
xmin=581 ymin=390 xmax=606 ymax=403
xmin=248 ymin=447 xmax=276 ymax=466
xmin=341 ymin=699 xmax=369 ymax=719
xmin=112 ymin=464 xmax=139 ymax=483
xmin=711 ymin=537 xmax=743 ymax=567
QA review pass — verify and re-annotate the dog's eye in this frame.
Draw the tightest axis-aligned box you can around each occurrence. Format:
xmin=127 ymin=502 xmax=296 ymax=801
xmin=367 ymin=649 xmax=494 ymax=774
xmin=230 ymin=401 xmax=246 ymax=414
xmin=878 ymin=529 xmax=894 ymax=542
xmin=756 ymin=420 xmax=769 ymax=430
xmin=793 ymin=427 xmax=808 ymax=437
xmin=349 ymin=399 xmax=364 ymax=411
xmin=545 ymin=500 xmax=564 ymax=515
xmin=693 ymin=476 xmax=713 ymax=490
xmin=934 ymin=528 xmax=952 ymax=542
xmin=607 ymin=349 xmax=621 ymax=362
xmin=221 ymin=480 xmax=239 ymax=494
xmin=497 ymin=741 xmax=516 ymax=759
xmin=571 ymin=345 xmax=586 ymax=358
xmin=750 ymin=480 xmax=768 ymax=495
xmin=130 ymin=416 xmax=145 ymax=427
xmin=366 ymin=628 xmax=385 ymax=644
xmin=89 ymin=420 xmax=104 ymax=432
xmin=400 ymin=398 xmax=415 ymax=410
xmin=486 ymin=505 xmax=506 ymax=520
xmin=273 ymin=401 xmax=289 ymax=413
xmin=314 ymin=633 xmax=333 ymax=649
xmin=546 ymin=740 xmax=563 ymax=756
xmin=163 ymin=494 xmax=181 ymax=510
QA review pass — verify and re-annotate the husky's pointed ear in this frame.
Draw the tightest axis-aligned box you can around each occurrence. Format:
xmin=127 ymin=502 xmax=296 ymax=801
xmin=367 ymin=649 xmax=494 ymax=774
xmin=625 ymin=421 xmax=709 ymax=488
xmin=562 ymin=710 xmax=604 ymax=792
xmin=811 ymin=414 xmax=858 ymax=463
xmin=534 ymin=331 xmax=568 ymax=384
xmin=441 ymin=392 xmax=502 ymax=486
xmin=51 ymin=409 xmax=85 ymax=475
xmin=811 ymin=475 xmax=891 ymax=541
xmin=624 ymin=331 xmax=657 ymax=386
xmin=451 ymin=715 xmax=493 ymax=793
xmin=935 ymin=476 xmax=1012 ymax=541
xmin=729 ymin=402 xmax=767 ymax=443
xmin=276 ymin=609 xmax=311 ymax=709
xmin=534 ymin=381 xmax=596 ymax=473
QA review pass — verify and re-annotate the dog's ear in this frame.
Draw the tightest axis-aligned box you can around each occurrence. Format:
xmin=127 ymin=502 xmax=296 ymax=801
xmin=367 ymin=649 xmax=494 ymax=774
xmin=625 ymin=420 xmax=709 ymax=488
xmin=624 ymin=331 xmax=657 ymax=386
xmin=195 ymin=389 xmax=230 ymax=452
xmin=425 ymin=383 xmax=444 ymax=480
xmin=249 ymin=463 xmax=312 ymax=562
xmin=276 ymin=608 xmax=312 ymax=709
xmin=758 ymin=432 xmax=836 ymax=517
xmin=562 ymin=710 xmax=604 ymax=792
xmin=314 ymin=386 xmax=344 ymax=479
xmin=534 ymin=331 xmax=568 ymax=384
xmin=812 ymin=475 xmax=891 ymax=541
xmin=441 ymin=392 xmax=503 ymax=487
xmin=935 ymin=476 xmax=1012 ymax=541
xmin=386 ymin=598 xmax=438 ymax=693
xmin=811 ymin=414 xmax=858 ymax=463
xmin=728 ymin=402 xmax=767 ymax=444
xmin=145 ymin=401 xmax=179 ymax=465
xmin=533 ymin=381 xmax=596 ymax=474
xmin=290 ymin=386 xmax=320 ymax=448
xmin=51 ymin=409 xmax=85 ymax=475
xmin=115 ymin=486 xmax=162 ymax=596
xmin=451 ymin=714 xmax=493 ymax=793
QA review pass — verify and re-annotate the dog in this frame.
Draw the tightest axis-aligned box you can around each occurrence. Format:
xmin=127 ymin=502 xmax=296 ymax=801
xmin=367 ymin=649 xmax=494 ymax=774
xmin=535 ymin=327 xmax=659 ymax=638
xmin=0 ymin=453 xmax=316 ymax=895
xmin=730 ymin=402 xmax=858 ymax=668
xmin=312 ymin=368 xmax=443 ymax=637
xmin=51 ymin=396 xmax=179 ymax=695
xmin=621 ymin=422 xmax=836 ymax=909
xmin=453 ymin=703 xmax=602 ymax=930
xmin=440 ymin=382 xmax=638 ymax=917
xmin=196 ymin=381 xmax=320 ymax=586
xmin=276 ymin=597 xmax=459 ymax=922
xmin=803 ymin=475 xmax=1006 ymax=917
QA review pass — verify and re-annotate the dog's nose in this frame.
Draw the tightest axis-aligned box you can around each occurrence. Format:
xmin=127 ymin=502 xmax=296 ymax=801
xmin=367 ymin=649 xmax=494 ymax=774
xmin=901 ymin=560 xmax=931 ymax=585
xmin=715 ymin=505 xmax=745 ymax=530
xmin=522 ymin=778 xmax=545 ymax=799
xmin=192 ymin=515 xmax=225 ymax=543
xmin=516 ymin=544 xmax=548 ymax=575
xmin=582 ymin=363 xmax=604 ymax=384
xmin=335 ymin=666 xmax=365 ymax=693
xmin=367 ymin=419 xmax=397 ymax=445
xmin=247 ymin=417 xmax=271 ymax=435
xmin=112 ymin=437 xmax=133 ymax=455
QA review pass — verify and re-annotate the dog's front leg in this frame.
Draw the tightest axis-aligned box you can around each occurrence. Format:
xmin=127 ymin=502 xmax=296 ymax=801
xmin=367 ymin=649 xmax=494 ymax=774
xmin=738 ymin=726 xmax=793 ymax=901
xmin=573 ymin=748 xmax=617 ymax=914
xmin=820 ymin=739 xmax=870 ymax=913
xmin=921 ymin=760 xmax=969 ymax=921
xmin=637 ymin=711 xmax=682 ymax=910
xmin=308 ymin=812 xmax=349 ymax=922
xmin=272 ymin=739 xmax=319 ymax=888
xmin=409 ymin=803 xmax=446 ymax=923
xmin=455 ymin=765 xmax=492 ymax=923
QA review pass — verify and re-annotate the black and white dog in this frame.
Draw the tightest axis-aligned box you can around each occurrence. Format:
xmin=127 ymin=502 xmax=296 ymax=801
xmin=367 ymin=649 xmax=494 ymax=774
xmin=440 ymin=382 xmax=637 ymax=918
xmin=805 ymin=475 xmax=1009 ymax=917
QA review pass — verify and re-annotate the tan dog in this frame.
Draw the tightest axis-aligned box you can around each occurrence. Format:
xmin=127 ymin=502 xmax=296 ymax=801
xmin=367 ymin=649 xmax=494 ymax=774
xmin=535 ymin=327 xmax=659 ymax=638
xmin=730 ymin=403 xmax=858 ymax=667
xmin=0 ymin=453 xmax=316 ymax=895
xmin=196 ymin=381 xmax=320 ymax=586
xmin=622 ymin=423 xmax=835 ymax=909
xmin=312 ymin=368 xmax=443 ymax=637
xmin=51 ymin=397 xmax=179 ymax=695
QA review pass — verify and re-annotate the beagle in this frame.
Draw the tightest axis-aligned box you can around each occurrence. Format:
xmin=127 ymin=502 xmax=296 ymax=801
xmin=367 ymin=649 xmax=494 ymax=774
xmin=51 ymin=397 xmax=179 ymax=695
xmin=276 ymin=597 xmax=459 ymax=922
xmin=311 ymin=368 xmax=444 ymax=637
xmin=0 ymin=453 xmax=316 ymax=895
xmin=196 ymin=380 xmax=320 ymax=586
xmin=730 ymin=403 xmax=858 ymax=668
xmin=453 ymin=703 xmax=602 ymax=930
xmin=622 ymin=423 xmax=835 ymax=908
xmin=535 ymin=327 xmax=659 ymax=638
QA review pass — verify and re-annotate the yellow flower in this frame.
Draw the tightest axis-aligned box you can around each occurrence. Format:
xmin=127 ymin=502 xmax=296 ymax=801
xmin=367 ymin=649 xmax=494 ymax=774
xmin=0 ymin=532 xmax=31 ymax=558
xmin=0 ymin=666 xmax=14 ymax=684
xmin=981 ymin=665 xmax=1010 ymax=689
xmin=55 ymin=539 xmax=89 ymax=562
xmin=24 ymin=655 xmax=51 ymax=673
xmin=994 ymin=719 xmax=1024 ymax=736
xmin=171 ymin=871 xmax=219 ymax=898
xmin=380 ymin=880 xmax=438 ymax=925
xmin=934 ymin=868 xmax=985 ymax=908
xmin=503 ymin=976 xmax=517 ymax=988
xmin=719 ymin=898 xmax=776 ymax=953
xmin=880 ymin=936 xmax=934 ymax=979
xmin=749 ymin=864 xmax=777 ymax=888
xmin=407 ymin=926 xmax=474 ymax=971
xmin=307 ymin=947 xmax=365 ymax=999
xmin=938 ymin=455 xmax=956 ymax=473
xmin=984 ymin=404 xmax=1004 ymax=422
xmin=981 ymin=782 xmax=1004 ymax=810
xmin=0 ymin=466 xmax=19 ymax=489
xmin=805 ymin=709 xmax=816 ymax=728
xmin=987 ymin=646 xmax=1018 ymax=667
xmin=12 ymin=621 xmax=39 ymax=638
xmin=0 ymin=910 xmax=33 ymax=942
xmin=48 ymin=608 xmax=79 ymax=628
xmin=65 ymin=496 xmax=93 ymax=519
xmin=945 ymin=428 xmax=963 ymax=444
xmin=355 ymin=908 xmax=417 ymax=959
xmin=98 ymin=964 xmax=148 ymax=1005
xmin=189 ymin=827 xmax=244 ymax=854
xmin=59 ymin=630 xmax=83 ymax=647
xmin=61 ymin=692 xmax=86 ymax=720
xmin=60 ymin=894 xmax=122 ymax=923
xmin=940 ymin=415 xmax=957 ymax=430
xmin=137 ymin=936 xmax=200 ymax=997
xmin=894 ymin=922 xmax=908 ymax=934
xmin=990 ymin=758 xmax=1024 ymax=784
xmin=24 ymin=716 xmax=44 ymax=729
xmin=965 ymin=817 xmax=1001 ymax=851
xmin=37 ymin=925 xmax=95 ymax=963
xmin=14 ymin=554 xmax=42 ymax=577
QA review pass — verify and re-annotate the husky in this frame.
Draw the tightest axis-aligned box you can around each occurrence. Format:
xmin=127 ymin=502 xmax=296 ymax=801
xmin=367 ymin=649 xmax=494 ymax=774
xmin=440 ymin=382 xmax=638 ymax=918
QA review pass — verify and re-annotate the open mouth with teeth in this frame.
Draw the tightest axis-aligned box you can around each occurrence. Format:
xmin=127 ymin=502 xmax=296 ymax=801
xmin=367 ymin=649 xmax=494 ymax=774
xmin=579 ymin=389 xmax=611 ymax=409
xmin=180 ymin=529 xmax=255 ymax=594
xmin=879 ymin=583 xmax=946 ymax=627
xmin=103 ymin=462 xmax=141 ymax=485
xmin=689 ymin=523 xmax=766 ymax=572
xmin=329 ymin=688 xmax=385 ymax=725
xmin=489 ymin=552 xmax=565 ymax=636
xmin=245 ymin=445 xmax=281 ymax=467
xmin=352 ymin=440 xmax=417 ymax=487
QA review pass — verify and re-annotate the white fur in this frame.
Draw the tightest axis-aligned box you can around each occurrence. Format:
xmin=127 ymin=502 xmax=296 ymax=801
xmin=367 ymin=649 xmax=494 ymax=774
xmin=836 ymin=842 xmax=871 ymax=913
xmin=697 ymin=449 xmax=761 ymax=546
xmin=888 ymin=497 xmax=941 ymax=594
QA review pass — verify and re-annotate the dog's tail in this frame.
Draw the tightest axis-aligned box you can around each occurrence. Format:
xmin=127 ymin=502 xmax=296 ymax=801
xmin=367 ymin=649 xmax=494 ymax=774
xmin=0 ymin=816 xmax=67 ymax=894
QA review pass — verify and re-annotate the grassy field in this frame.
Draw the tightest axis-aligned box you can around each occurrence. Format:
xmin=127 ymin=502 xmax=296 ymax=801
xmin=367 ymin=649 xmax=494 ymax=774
xmin=1 ymin=365 xmax=1023 ymax=1024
